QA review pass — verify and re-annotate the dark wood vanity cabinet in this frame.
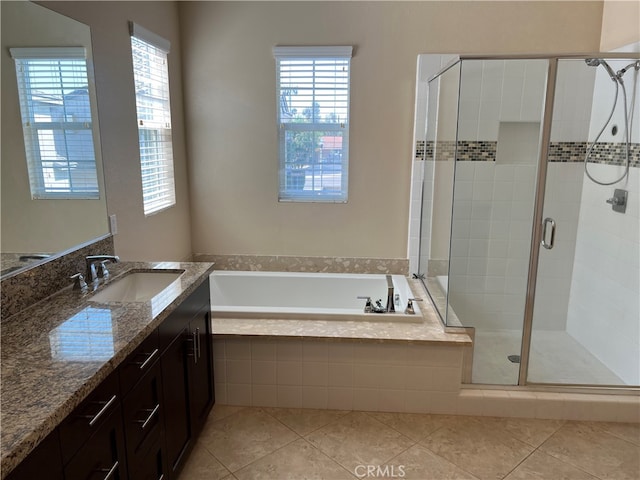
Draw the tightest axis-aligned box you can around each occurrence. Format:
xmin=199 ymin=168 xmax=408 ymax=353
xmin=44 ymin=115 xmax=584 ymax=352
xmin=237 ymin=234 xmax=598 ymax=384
xmin=160 ymin=281 xmax=214 ymax=478
xmin=5 ymin=430 xmax=64 ymax=480
xmin=6 ymin=279 xmax=213 ymax=480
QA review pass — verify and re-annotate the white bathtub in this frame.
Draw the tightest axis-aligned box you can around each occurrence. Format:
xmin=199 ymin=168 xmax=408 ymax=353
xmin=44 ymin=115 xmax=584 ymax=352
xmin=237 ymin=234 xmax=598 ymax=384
xmin=210 ymin=271 xmax=422 ymax=322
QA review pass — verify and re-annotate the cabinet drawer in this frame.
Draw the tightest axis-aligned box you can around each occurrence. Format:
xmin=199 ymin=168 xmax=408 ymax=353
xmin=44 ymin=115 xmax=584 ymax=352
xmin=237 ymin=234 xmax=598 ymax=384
xmin=64 ymin=404 xmax=127 ymax=480
xmin=59 ymin=370 xmax=120 ymax=464
xmin=128 ymin=436 xmax=166 ymax=480
xmin=119 ymin=328 xmax=160 ymax=396
xmin=122 ymin=361 xmax=164 ymax=471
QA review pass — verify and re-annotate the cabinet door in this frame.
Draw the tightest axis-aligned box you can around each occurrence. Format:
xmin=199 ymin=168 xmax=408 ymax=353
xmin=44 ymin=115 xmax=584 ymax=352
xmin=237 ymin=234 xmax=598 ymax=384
xmin=188 ymin=309 xmax=214 ymax=436
xmin=63 ymin=405 xmax=127 ymax=480
xmin=160 ymin=328 xmax=191 ymax=476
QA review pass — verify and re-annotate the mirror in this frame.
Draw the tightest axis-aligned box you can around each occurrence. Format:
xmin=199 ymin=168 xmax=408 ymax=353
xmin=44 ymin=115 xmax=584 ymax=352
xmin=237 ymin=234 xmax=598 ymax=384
xmin=1 ymin=1 xmax=109 ymax=278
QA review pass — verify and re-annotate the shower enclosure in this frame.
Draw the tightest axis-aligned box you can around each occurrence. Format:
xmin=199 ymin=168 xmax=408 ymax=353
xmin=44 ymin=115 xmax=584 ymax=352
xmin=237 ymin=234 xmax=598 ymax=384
xmin=417 ymin=54 xmax=640 ymax=388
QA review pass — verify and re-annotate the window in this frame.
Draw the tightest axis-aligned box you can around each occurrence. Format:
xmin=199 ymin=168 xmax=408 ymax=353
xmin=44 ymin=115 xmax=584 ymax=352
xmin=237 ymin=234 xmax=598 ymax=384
xmin=274 ymin=46 xmax=352 ymax=202
xmin=130 ymin=22 xmax=175 ymax=215
xmin=11 ymin=47 xmax=99 ymax=199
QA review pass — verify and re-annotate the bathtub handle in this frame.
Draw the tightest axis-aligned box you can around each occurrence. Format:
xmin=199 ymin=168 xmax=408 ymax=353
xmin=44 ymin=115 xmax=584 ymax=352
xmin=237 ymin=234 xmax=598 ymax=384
xmin=405 ymin=298 xmax=423 ymax=315
xmin=356 ymin=296 xmax=373 ymax=313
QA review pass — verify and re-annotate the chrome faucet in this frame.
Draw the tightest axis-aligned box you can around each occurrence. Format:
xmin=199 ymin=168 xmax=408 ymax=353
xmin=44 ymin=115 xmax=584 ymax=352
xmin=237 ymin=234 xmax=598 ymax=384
xmin=86 ymin=255 xmax=120 ymax=282
xmin=385 ymin=275 xmax=395 ymax=313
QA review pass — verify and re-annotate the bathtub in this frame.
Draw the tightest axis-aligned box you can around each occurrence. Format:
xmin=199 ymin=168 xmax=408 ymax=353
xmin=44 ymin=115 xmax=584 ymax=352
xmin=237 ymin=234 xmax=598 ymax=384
xmin=210 ymin=271 xmax=422 ymax=322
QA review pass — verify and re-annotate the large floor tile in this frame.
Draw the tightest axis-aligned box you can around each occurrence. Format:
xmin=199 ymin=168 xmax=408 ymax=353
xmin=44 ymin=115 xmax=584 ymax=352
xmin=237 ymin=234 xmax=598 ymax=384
xmin=596 ymin=421 xmax=640 ymax=446
xmin=420 ymin=416 xmax=534 ymax=480
xmin=504 ymin=450 xmax=599 ymax=480
xmin=388 ymin=443 xmax=479 ymax=479
xmin=234 ymin=438 xmax=354 ymax=480
xmin=209 ymin=404 xmax=247 ymax=422
xmin=264 ymin=407 xmax=350 ymax=436
xmin=198 ymin=408 xmax=298 ymax=472
xmin=539 ymin=421 xmax=640 ymax=480
xmin=306 ymin=411 xmax=414 ymax=473
xmin=179 ymin=443 xmax=231 ymax=480
xmin=366 ymin=412 xmax=456 ymax=442
xmin=472 ymin=416 xmax=565 ymax=447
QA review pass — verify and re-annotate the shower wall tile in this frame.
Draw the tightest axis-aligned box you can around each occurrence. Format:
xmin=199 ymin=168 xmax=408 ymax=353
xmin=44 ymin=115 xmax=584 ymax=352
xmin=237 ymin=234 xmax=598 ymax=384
xmin=566 ymin=164 xmax=640 ymax=384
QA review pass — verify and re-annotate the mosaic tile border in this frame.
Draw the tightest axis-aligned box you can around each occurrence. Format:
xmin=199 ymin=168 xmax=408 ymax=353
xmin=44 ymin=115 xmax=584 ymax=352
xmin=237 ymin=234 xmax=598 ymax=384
xmin=193 ymin=254 xmax=409 ymax=275
xmin=1 ymin=235 xmax=115 ymax=320
xmin=416 ymin=140 xmax=640 ymax=167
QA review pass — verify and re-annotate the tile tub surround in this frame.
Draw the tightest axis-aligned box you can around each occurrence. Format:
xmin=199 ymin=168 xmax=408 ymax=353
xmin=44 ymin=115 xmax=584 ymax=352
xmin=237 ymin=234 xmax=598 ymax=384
xmin=211 ymin=280 xmax=638 ymax=423
xmin=0 ymin=235 xmax=115 ymax=320
xmin=0 ymin=261 xmax=214 ymax=477
xmin=194 ymin=254 xmax=409 ymax=275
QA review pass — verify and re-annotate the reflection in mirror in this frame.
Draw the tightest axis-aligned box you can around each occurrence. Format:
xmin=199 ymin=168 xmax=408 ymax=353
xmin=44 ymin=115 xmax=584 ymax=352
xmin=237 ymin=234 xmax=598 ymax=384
xmin=1 ymin=1 xmax=108 ymax=278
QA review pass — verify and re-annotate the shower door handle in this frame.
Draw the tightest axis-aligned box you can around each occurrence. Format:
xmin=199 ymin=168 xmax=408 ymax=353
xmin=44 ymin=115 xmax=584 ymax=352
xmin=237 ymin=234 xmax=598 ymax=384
xmin=541 ymin=217 xmax=556 ymax=250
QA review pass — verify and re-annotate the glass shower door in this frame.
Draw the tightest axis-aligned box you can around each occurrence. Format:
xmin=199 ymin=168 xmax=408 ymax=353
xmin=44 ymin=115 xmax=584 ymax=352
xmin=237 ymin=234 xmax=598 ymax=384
xmin=528 ymin=58 xmax=640 ymax=386
xmin=446 ymin=58 xmax=548 ymax=385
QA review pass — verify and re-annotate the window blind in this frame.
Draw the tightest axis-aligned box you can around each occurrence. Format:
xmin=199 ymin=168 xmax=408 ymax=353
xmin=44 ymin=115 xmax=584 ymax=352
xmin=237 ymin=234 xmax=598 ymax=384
xmin=274 ymin=46 xmax=352 ymax=202
xmin=130 ymin=23 xmax=175 ymax=215
xmin=10 ymin=47 xmax=99 ymax=199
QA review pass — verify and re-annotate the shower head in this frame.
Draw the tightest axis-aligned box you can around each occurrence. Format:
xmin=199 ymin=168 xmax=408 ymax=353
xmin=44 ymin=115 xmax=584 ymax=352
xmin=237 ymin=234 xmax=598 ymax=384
xmin=585 ymin=58 xmax=618 ymax=81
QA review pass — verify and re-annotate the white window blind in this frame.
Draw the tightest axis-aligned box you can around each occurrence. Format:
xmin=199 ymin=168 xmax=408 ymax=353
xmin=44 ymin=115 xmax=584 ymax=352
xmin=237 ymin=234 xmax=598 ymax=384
xmin=274 ymin=46 xmax=352 ymax=202
xmin=130 ymin=22 xmax=175 ymax=216
xmin=10 ymin=47 xmax=99 ymax=199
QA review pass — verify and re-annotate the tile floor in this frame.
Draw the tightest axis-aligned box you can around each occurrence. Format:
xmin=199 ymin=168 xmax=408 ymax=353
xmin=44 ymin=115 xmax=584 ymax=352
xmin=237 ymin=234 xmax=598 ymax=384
xmin=179 ymin=405 xmax=640 ymax=480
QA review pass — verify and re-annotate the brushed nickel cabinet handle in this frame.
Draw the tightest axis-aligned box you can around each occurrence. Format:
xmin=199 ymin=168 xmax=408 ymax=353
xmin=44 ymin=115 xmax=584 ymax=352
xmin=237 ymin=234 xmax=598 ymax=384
xmin=87 ymin=394 xmax=117 ymax=427
xmin=100 ymin=460 xmax=119 ymax=480
xmin=137 ymin=403 xmax=160 ymax=430
xmin=134 ymin=348 xmax=159 ymax=370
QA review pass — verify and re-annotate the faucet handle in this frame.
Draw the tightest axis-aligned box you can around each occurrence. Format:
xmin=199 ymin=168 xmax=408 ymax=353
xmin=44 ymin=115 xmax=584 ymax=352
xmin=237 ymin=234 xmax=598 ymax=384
xmin=405 ymin=298 xmax=423 ymax=315
xmin=70 ymin=273 xmax=88 ymax=292
xmin=356 ymin=296 xmax=373 ymax=313
xmin=97 ymin=260 xmax=111 ymax=279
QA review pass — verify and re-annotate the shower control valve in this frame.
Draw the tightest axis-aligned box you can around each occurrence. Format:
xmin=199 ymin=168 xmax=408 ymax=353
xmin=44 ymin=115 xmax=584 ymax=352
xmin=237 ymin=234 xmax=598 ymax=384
xmin=606 ymin=189 xmax=627 ymax=214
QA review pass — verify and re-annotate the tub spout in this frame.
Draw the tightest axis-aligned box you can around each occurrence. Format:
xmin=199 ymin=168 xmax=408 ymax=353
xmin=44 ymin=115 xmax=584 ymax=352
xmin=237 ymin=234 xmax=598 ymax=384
xmin=385 ymin=275 xmax=395 ymax=313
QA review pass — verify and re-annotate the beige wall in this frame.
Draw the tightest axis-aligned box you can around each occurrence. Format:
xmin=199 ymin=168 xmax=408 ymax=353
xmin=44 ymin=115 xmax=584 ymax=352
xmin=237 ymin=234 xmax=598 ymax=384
xmin=600 ymin=0 xmax=640 ymax=51
xmin=180 ymin=1 xmax=603 ymax=259
xmin=42 ymin=1 xmax=193 ymax=262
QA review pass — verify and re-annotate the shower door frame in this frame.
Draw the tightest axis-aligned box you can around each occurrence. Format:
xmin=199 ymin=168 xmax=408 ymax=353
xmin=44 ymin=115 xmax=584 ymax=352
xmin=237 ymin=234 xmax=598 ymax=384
xmin=424 ymin=53 xmax=640 ymax=389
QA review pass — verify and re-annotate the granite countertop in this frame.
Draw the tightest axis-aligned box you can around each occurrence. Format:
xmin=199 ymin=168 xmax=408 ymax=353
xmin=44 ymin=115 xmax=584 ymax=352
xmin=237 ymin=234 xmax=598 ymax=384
xmin=212 ymin=279 xmax=472 ymax=345
xmin=0 ymin=261 xmax=214 ymax=477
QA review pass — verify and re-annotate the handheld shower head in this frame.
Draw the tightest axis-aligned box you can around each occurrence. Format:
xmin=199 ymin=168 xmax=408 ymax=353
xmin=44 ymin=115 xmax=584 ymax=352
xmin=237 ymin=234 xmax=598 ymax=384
xmin=585 ymin=58 xmax=618 ymax=81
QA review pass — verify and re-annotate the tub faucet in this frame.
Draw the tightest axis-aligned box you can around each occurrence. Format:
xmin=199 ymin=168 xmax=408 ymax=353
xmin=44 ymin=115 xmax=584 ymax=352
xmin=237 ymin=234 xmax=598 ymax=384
xmin=86 ymin=255 xmax=120 ymax=282
xmin=385 ymin=275 xmax=395 ymax=313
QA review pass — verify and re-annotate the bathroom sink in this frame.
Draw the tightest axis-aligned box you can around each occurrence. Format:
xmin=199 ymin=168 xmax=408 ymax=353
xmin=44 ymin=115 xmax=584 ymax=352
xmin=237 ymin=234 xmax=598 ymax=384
xmin=89 ymin=271 xmax=183 ymax=303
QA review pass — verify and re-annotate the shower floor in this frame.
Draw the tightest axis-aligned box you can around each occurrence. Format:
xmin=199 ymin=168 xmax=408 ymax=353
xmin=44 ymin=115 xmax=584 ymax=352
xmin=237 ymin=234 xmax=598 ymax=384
xmin=422 ymin=276 xmax=624 ymax=385
xmin=473 ymin=328 xmax=624 ymax=385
